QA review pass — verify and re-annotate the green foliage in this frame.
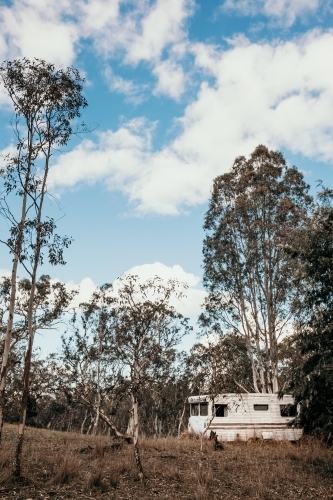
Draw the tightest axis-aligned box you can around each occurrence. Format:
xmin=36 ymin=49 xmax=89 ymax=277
xmin=290 ymin=190 xmax=333 ymax=436
xmin=201 ymin=144 xmax=312 ymax=393
xmin=188 ymin=334 xmax=253 ymax=394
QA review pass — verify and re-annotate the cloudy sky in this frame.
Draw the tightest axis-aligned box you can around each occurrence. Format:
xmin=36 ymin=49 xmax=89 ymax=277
xmin=1 ymin=0 xmax=333 ymax=352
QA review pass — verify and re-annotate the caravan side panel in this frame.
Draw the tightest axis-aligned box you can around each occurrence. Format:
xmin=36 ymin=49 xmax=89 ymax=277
xmin=188 ymin=394 xmax=303 ymax=441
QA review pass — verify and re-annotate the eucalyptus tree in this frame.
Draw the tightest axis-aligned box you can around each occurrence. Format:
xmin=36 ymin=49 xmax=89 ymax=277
xmin=60 ymin=285 xmax=129 ymax=439
xmin=201 ymin=145 xmax=312 ymax=393
xmin=0 ymin=58 xmax=87 ymax=471
xmin=13 ymin=274 xmax=76 ymax=476
xmin=0 ymin=276 xmax=26 ymax=356
xmin=188 ymin=334 xmax=253 ymax=396
xmin=109 ymin=275 xmax=191 ymax=483
xmin=4 ymin=350 xmax=73 ymax=430
xmin=0 ymin=275 xmax=76 ymax=354
xmin=139 ymin=350 xmax=189 ymax=438
xmin=289 ymin=189 xmax=333 ymax=436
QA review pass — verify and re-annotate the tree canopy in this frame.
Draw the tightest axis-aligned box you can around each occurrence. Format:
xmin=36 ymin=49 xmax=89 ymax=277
xmin=290 ymin=189 xmax=333 ymax=436
xmin=201 ymin=145 xmax=312 ymax=393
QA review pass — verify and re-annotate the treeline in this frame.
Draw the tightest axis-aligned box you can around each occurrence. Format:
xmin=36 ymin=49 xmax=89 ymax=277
xmin=1 ymin=278 xmax=257 ymax=443
xmin=0 ymin=58 xmax=333 ymax=481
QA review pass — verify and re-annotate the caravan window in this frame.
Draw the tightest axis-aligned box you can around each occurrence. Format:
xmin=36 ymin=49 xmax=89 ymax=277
xmin=254 ymin=404 xmax=269 ymax=411
xmin=191 ymin=404 xmax=199 ymax=416
xmin=191 ymin=403 xmax=208 ymax=416
xmin=200 ymin=403 xmax=208 ymax=416
xmin=215 ymin=404 xmax=228 ymax=417
xmin=280 ymin=404 xmax=297 ymax=417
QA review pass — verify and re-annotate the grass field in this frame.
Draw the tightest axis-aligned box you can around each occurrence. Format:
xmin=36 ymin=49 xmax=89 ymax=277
xmin=1 ymin=424 xmax=333 ymax=499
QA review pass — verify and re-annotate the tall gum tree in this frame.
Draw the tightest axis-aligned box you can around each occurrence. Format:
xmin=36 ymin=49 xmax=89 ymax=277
xmin=0 ymin=58 xmax=87 ymax=454
xmin=200 ymin=145 xmax=312 ymax=393
xmin=59 ymin=285 xmax=130 ymax=441
xmin=109 ymin=275 xmax=191 ymax=483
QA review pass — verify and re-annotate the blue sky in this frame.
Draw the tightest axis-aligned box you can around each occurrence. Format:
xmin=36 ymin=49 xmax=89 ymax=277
xmin=1 ymin=0 xmax=333 ymax=353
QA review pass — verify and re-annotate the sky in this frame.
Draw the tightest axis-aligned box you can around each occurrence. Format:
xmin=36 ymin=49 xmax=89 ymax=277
xmin=1 ymin=0 xmax=333 ymax=353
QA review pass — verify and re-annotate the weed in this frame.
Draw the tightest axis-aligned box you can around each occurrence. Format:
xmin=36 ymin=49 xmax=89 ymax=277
xmin=54 ymin=455 xmax=79 ymax=484
xmin=87 ymin=470 xmax=103 ymax=488
xmin=93 ymin=437 xmax=105 ymax=458
xmin=196 ymin=462 xmax=214 ymax=490
xmin=109 ymin=471 xmax=120 ymax=489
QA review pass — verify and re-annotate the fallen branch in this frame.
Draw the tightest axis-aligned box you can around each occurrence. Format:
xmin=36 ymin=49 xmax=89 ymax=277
xmin=80 ymin=395 xmax=132 ymax=443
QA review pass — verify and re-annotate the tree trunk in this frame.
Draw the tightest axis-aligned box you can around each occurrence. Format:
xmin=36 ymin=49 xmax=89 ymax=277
xmin=92 ymin=405 xmax=100 ymax=436
xmin=260 ymin=368 xmax=266 ymax=393
xmin=127 ymin=405 xmax=134 ymax=437
xmin=154 ymin=413 xmax=158 ymax=438
xmin=93 ymin=326 xmax=102 ymax=435
xmin=13 ymin=145 xmax=50 ymax=475
xmin=12 ymin=329 xmax=34 ymax=477
xmin=131 ymin=391 xmax=145 ymax=484
xmin=178 ymin=401 xmax=186 ymax=439
xmin=0 ymin=256 xmax=20 ymax=445
xmin=0 ymin=151 xmax=31 ymax=445
xmin=81 ymin=409 xmax=88 ymax=434
xmin=272 ymin=363 xmax=279 ymax=393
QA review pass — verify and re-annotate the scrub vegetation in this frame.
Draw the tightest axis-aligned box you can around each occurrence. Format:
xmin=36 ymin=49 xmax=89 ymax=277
xmin=1 ymin=424 xmax=333 ymax=500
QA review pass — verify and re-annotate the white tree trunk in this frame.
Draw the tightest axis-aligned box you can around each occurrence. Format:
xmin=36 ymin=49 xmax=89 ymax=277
xmin=131 ymin=391 xmax=144 ymax=484
xmin=0 ymin=180 xmax=29 ymax=445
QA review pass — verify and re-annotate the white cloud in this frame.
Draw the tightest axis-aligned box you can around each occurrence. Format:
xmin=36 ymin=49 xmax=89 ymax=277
xmin=221 ymin=0 xmax=321 ymax=26
xmin=0 ymin=0 xmax=78 ymax=66
xmin=0 ymin=268 xmax=10 ymax=278
xmin=0 ymin=0 xmax=194 ymax=81
xmin=0 ymin=0 xmax=194 ymax=108
xmin=120 ymin=262 xmax=206 ymax=316
xmin=0 ymin=263 xmax=202 ymax=355
xmin=0 ymin=263 xmax=204 ymax=316
xmin=153 ymin=59 xmax=186 ymax=99
xmin=48 ymin=117 xmax=210 ymax=215
xmin=104 ymin=67 xmax=148 ymax=104
xmin=64 ymin=276 xmax=97 ymax=308
xmin=189 ymin=30 xmax=333 ymax=160
xmin=84 ymin=0 xmax=194 ymax=99
xmin=49 ymin=30 xmax=333 ymax=215
xmin=63 ymin=263 xmax=205 ymax=317
xmin=123 ymin=0 xmax=194 ymax=64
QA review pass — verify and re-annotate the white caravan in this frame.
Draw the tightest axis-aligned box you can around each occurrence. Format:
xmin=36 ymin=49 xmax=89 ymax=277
xmin=188 ymin=393 xmax=303 ymax=441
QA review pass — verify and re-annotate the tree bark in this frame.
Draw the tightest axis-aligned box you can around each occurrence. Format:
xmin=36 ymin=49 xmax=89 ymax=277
xmin=80 ymin=409 xmax=88 ymax=434
xmin=131 ymin=390 xmax=145 ymax=484
xmin=13 ymin=142 xmax=51 ymax=476
xmin=12 ymin=330 xmax=34 ymax=477
xmin=178 ymin=400 xmax=187 ymax=439
xmin=127 ymin=405 xmax=134 ymax=437
xmin=0 ymin=151 xmax=31 ymax=445
xmin=93 ymin=324 xmax=102 ymax=435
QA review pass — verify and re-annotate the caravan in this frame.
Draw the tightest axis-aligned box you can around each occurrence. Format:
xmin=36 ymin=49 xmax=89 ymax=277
xmin=188 ymin=393 xmax=302 ymax=441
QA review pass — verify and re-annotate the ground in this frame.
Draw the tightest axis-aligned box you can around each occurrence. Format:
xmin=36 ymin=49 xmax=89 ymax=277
xmin=1 ymin=424 xmax=333 ymax=499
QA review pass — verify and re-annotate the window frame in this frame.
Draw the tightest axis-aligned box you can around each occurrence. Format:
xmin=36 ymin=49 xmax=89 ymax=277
xmin=190 ymin=402 xmax=208 ymax=417
xmin=253 ymin=404 xmax=269 ymax=411
xmin=280 ymin=404 xmax=297 ymax=417
xmin=200 ymin=403 xmax=208 ymax=416
xmin=190 ymin=403 xmax=199 ymax=416
xmin=214 ymin=404 xmax=228 ymax=417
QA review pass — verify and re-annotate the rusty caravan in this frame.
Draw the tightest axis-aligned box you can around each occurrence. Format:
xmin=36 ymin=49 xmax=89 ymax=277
xmin=188 ymin=393 xmax=302 ymax=441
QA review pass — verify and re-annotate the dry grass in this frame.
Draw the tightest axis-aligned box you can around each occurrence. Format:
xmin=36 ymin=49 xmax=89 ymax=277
xmin=1 ymin=424 xmax=333 ymax=499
